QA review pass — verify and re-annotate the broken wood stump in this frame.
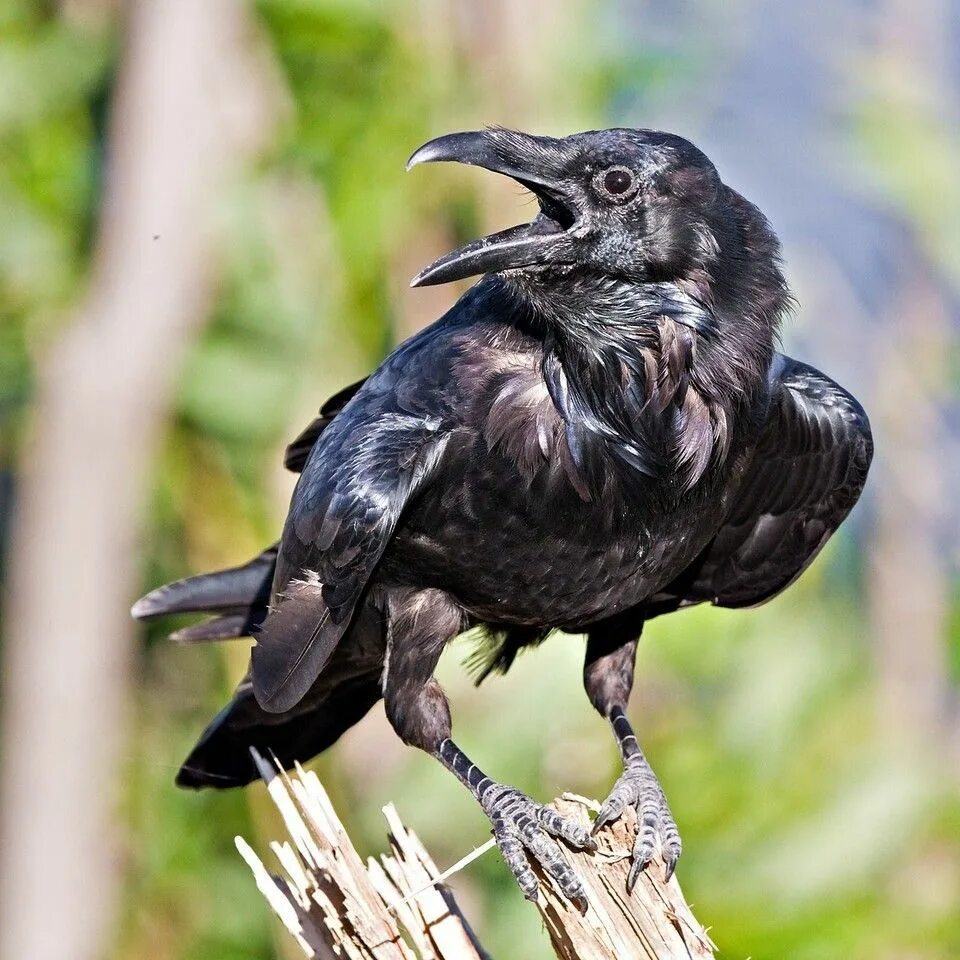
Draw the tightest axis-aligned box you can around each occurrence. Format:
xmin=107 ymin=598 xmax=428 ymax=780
xmin=236 ymin=751 xmax=716 ymax=960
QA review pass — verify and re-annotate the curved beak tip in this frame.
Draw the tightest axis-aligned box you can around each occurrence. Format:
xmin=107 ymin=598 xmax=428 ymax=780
xmin=405 ymin=137 xmax=454 ymax=172
xmin=405 ymin=131 xmax=491 ymax=173
xmin=409 ymin=264 xmax=432 ymax=287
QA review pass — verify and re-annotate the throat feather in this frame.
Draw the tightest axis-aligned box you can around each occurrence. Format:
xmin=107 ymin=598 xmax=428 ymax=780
xmin=494 ymin=273 xmax=773 ymax=498
xmin=544 ymin=315 xmax=733 ymax=495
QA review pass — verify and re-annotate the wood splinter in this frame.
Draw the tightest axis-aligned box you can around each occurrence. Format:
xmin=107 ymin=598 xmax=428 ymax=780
xmin=236 ymin=750 xmax=716 ymax=960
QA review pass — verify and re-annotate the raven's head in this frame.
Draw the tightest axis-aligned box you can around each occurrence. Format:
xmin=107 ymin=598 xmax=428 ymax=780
xmin=407 ymin=127 xmax=735 ymax=289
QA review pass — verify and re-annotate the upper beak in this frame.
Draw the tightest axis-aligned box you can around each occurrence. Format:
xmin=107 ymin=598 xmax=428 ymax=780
xmin=406 ymin=130 xmax=577 ymax=287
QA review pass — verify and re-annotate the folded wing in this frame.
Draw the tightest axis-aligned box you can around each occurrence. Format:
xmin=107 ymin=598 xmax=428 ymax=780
xmin=649 ymin=356 xmax=873 ymax=614
xmin=283 ymin=378 xmax=367 ymax=472
xmin=131 ymin=379 xmax=365 ymax=641
xmin=253 ymin=409 xmax=450 ymax=713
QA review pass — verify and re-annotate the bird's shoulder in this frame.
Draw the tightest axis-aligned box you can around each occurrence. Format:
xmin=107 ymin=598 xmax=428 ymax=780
xmin=307 ymin=279 xmax=536 ymax=441
xmin=277 ymin=282 xmax=537 ymax=567
xmin=761 ymin=353 xmax=873 ymax=467
xmin=645 ymin=352 xmax=873 ymax=614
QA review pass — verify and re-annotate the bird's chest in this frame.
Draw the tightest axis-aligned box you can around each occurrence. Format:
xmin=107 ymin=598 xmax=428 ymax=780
xmin=386 ymin=343 xmax=736 ymax=623
xmin=392 ymin=429 xmax=724 ymax=626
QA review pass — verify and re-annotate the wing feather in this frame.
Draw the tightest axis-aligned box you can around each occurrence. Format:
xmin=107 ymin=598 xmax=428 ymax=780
xmin=253 ymin=405 xmax=449 ymax=713
xmin=282 ymin=378 xmax=367 ymax=473
xmin=648 ymin=356 xmax=872 ymax=614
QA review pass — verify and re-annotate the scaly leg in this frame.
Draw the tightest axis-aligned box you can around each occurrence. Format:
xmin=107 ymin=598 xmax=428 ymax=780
xmin=382 ymin=588 xmax=594 ymax=904
xmin=436 ymin=738 xmax=594 ymax=904
xmin=584 ymin=628 xmax=682 ymax=889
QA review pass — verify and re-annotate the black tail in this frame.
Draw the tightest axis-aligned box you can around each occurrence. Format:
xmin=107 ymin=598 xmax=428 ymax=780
xmin=131 ymin=545 xmax=278 ymax=642
xmin=176 ymin=668 xmax=383 ymax=789
xmin=134 ymin=544 xmax=386 ymax=789
xmin=177 ymin=599 xmax=386 ymax=789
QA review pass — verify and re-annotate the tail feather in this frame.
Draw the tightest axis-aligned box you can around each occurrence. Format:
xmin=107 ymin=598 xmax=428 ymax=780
xmin=135 ymin=538 xmax=387 ymax=788
xmin=132 ymin=545 xmax=278 ymax=642
xmin=176 ymin=670 xmax=383 ymax=789
xmin=251 ymin=577 xmax=349 ymax=713
xmin=169 ymin=612 xmax=263 ymax=644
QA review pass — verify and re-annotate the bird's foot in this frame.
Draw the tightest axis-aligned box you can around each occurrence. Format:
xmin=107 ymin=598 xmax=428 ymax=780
xmin=480 ymin=783 xmax=596 ymax=906
xmin=592 ymin=755 xmax=681 ymax=890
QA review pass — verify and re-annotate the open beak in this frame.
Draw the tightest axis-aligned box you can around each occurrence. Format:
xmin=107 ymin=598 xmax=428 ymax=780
xmin=406 ymin=130 xmax=577 ymax=287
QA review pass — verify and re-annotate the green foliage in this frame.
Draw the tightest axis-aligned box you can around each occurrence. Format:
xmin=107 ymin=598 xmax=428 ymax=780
xmin=0 ymin=9 xmax=111 ymax=464
xmin=256 ymin=0 xmax=438 ymax=354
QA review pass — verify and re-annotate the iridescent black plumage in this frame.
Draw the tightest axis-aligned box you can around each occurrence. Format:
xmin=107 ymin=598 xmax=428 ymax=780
xmin=134 ymin=127 xmax=872 ymax=899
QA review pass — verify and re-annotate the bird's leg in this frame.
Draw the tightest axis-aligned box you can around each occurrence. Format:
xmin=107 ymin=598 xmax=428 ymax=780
xmin=435 ymin=738 xmax=595 ymax=905
xmin=584 ymin=629 xmax=681 ymax=888
xmin=382 ymin=589 xmax=594 ymax=904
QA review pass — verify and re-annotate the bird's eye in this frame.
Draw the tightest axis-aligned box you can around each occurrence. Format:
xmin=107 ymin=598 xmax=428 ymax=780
xmin=599 ymin=166 xmax=636 ymax=199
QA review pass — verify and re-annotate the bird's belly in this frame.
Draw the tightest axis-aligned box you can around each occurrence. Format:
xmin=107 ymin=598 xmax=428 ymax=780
xmin=388 ymin=486 xmax=715 ymax=626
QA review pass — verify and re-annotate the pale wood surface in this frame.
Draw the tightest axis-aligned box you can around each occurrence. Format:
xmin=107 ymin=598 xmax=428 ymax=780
xmin=531 ymin=796 xmax=714 ymax=960
xmin=238 ymin=756 xmax=715 ymax=960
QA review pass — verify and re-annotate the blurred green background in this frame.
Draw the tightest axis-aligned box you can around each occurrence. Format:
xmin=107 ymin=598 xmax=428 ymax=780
xmin=2 ymin=2 xmax=959 ymax=959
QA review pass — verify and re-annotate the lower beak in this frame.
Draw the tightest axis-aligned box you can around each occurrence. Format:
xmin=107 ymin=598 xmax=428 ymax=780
xmin=406 ymin=130 xmax=576 ymax=287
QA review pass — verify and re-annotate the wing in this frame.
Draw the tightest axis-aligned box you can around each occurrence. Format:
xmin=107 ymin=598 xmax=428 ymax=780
xmin=253 ymin=388 xmax=450 ymax=712
xmin=178 ymin=602 xmax=386 ymax=789
xmin=131 ymin=380 xmax=367 ymax=643
xmin=283 ymin=378 xmax=367 ymax=473
xmin=648 ymin=356 xmax=873 ymax=614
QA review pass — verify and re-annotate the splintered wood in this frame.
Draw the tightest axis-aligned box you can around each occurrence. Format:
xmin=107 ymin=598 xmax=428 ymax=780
xmin=238 ymin=750 xmax=489 ymax=960
xmin=237 ymin=753 xmax=715 ymax=960
xmin=531 ymin=796 xmax=715 ymax=960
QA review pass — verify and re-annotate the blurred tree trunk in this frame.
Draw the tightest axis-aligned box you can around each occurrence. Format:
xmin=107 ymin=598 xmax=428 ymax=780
xmin=869 ymin=0 xmax=957 ymax=761
xmin=0 ymin=2 xmax=278 ymax=958
xmin=869 ymin=271 xmax=953 ymax=755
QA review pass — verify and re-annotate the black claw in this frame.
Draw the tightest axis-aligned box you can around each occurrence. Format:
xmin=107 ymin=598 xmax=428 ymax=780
xmin=590 ymin=812 xmax=610 ymax=836
xmin=626 ymin=856 xmax=646 ymax=894
xmin=596 ymin=761 xmax=683 ymax=894
xmin=482 ymin=786 xmax=590 ymax=905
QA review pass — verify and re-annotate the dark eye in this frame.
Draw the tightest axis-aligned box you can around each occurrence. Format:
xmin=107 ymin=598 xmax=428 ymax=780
xmin=594 ymin=167 xmax=637 ymax=203
xmin=601 ymin=166 xmax=635 ymax=197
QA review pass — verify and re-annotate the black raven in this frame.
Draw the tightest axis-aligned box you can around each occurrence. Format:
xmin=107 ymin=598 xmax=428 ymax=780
xmin=133 ymin=127 xmax=872 ymax=903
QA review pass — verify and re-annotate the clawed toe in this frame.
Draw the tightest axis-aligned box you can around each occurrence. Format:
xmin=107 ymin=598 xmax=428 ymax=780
xmin=481 ymin=785 xmax=594 ymax=905
xmin=593 ymin=759 xmax=682 ymax=889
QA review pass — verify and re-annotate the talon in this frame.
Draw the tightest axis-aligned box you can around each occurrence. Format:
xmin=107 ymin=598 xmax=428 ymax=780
xmin=480 ymin=786 xmax=590 ymax=904
xmin=568 ymin=888 xmax=589 ymax=913
xmin=626 ymin=855 xmax=647 ymax=893
xmin=591 ymin=807 xmax=613 ymax=835
xmin=597 ymin=759 xmax=683 ymax=891
xmin=591 ymin=796 xmax=624 ymax=836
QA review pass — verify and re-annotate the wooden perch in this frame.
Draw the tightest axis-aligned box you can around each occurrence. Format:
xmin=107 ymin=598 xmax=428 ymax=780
xmin=237 ymin=751 xmax=715 ymax=960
